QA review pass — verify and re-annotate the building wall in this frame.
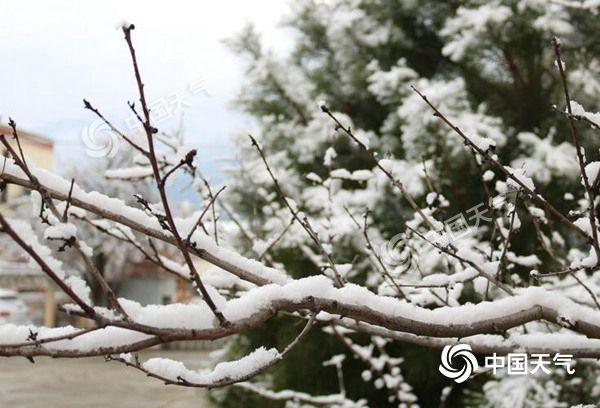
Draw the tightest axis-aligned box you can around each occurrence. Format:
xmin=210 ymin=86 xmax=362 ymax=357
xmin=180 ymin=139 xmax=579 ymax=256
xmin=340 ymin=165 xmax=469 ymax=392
xmin=1 ymin=127 xmax=54 ymax=206
xmin=0 ymin=127 xmax=56 ymax=325
xmin=117 ymin=276 xmax=177 ymax=306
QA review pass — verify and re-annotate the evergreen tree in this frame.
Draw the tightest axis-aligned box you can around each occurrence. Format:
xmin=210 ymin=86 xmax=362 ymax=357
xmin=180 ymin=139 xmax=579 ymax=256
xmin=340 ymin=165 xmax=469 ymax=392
xmin=220 ymin=1 xmax=600 ymax=406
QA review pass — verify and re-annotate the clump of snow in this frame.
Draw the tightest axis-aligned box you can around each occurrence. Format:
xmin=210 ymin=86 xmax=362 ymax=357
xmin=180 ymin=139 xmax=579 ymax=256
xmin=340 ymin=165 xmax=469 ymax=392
xmin=323 ymin=354 xmax=346 ymax=367
xmin=119 ymin=353 xmax=133 ymax=363
xmin=483 ymin=170 xmax=495 ymax=181
xmin=78 ymin=241 xmax=94 ymax=257
xmin=105 ymin=167 xmax=154 ymax=180
xmin=441 ymin=3 xmax=512 ymax=61
xmin=142 ymin=346 xmax=279 ymax=384
xmin=44 ymin=223 xmax=77 ymax=240
xmin=426 ymin=192 xmax=438 ymax=206
xmin=5 ymin=219 xmax=68 ymax=280
xmin=584 ymin=161 xmax=600 ymax=185
xmin=571 ymin=247 xmax=599 ymax=269
xmin=119 ymin=298 xmax=216 ymax=330
xmin=510 ymin=132 xmax=579 ymax=183
xmin=506 ymin=253 xmax=541 ymax=267
xmin=353 ymin=131 xmax=370 ymax=148
xmin=573 ymin=217 xmax=596 ymax=238
xmin=323 ymin=147 xmax=337 ymax=166
xmin=504 ymin=166 xmax=535 ymax=192
xmin=367 ymin=58 xmax=417 ymax=104
xmin=351 ymin=170 xmax=372 ymax=181
xmin=306 ymin=172 xmax=323 ymax=183
xmin=203 ymin=267 xmax=256 ymax=291
xmin=330 ymin=169 xmax=353 ymax=179
xmin=528 ymin=206 xmax=546 ymax=222
xmin=571 ymin=101 xmax=600 ymax=127
xmin=65 ymin=276 xmax=92 ymax=304
xmin=330 ymin=169 xmax=373 ymax=182
xmin=0 ymin=324 xmax=150 ymax=352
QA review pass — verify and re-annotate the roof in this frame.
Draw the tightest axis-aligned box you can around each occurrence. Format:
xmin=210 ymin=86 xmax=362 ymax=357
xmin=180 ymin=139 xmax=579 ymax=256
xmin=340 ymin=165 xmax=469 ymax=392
xmin=0 ymin=124 xmax=54 ymax=148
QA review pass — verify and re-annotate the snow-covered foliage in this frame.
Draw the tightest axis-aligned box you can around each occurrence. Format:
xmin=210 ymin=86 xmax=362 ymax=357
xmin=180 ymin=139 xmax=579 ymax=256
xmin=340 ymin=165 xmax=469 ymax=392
xmin=220 ymin=0 xmax=600 ymax=406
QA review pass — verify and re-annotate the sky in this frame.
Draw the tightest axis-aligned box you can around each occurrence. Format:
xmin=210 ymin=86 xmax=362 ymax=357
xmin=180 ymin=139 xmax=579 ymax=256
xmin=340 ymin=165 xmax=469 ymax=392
xmin=0 ymin=0 xmax=293 ymax=181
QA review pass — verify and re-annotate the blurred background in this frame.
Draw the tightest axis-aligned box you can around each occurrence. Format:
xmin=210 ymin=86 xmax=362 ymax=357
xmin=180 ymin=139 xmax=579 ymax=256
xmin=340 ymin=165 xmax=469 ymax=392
xmin=0 ymin=0 xmax=292 ymax=178
xmin=0 ymin=2 xmax=290 ymax=406
xmin=0 ymin=0 xmax=290 ymax=326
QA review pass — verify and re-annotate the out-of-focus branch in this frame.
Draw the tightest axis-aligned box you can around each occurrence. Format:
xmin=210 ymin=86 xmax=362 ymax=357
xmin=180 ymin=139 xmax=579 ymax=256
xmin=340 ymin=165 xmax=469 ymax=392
xmin=552 ymin=37 xmax=600 ymax=257
xmin=0 ymin=213 xmax=95 ymax=316
xmin=250 ymin=134 xmax=344 ymax=287
xmin=410 ymin=85 xmax=589 ymax=241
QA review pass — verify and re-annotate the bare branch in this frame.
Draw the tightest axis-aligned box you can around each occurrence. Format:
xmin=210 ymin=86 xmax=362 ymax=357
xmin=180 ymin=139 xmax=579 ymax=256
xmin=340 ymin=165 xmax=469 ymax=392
xmin=249 ymin=134 xmax=344 ymax=287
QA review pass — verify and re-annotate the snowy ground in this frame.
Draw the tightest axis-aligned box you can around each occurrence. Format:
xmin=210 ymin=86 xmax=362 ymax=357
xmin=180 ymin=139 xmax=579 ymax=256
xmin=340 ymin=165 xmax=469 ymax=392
xmin=0 ymin=349 xmax=213 ymax=407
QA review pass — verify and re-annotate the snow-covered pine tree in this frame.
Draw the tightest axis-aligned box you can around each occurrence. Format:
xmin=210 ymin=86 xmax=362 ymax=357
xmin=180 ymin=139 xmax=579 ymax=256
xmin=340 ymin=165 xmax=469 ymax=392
xmin=222 ymin=1 xmax=600 ymax=405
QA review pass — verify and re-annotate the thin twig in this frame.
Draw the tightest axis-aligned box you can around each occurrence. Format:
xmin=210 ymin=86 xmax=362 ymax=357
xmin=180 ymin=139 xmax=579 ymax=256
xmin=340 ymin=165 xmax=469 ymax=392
xmin=186 ymin=185 xmax=226 ymax=243
xmin=0 ymin=213 xmax=95 ymax=316
xmin=62 ymin=178 xmax=75 ymax=222
xmin=405 ymin=224 xmax=513 ymax=295
xmin=83 ymin=99 xmax=149 ymax=157
xmin=249 ymin=134 xmax=344 ymax=287
xmin=497 ymin=191 xmax=521 ymax=278
xmin=410 ymin=85 xmax=589 ymax=241
xmin=320 ymin=105 xmax=436 ymax=231
xmin=552 ymin=38 xmax=600 ymax=257
xmin=344 ymin=206 xmax=406 ymax=298
xmin=121 ymin=24 xmax=228 ymax=326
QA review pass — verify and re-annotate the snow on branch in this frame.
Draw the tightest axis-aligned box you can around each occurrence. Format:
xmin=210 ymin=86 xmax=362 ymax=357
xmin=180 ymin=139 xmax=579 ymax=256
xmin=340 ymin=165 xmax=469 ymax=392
xmin=1 ymin=18 xmax=600 ymax=402
xmin=237 ymin=382 xmax=368 ymax=407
